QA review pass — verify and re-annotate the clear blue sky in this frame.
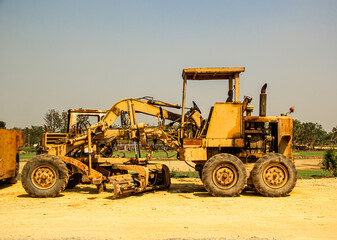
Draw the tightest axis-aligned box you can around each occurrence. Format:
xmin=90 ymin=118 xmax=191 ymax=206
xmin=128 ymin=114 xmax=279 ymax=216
xmin=0 ymin=0 xmax=336 ymax=131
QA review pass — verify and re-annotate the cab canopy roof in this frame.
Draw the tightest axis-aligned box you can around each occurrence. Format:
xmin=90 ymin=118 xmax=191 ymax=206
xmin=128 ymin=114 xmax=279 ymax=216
xmin=182 ymin=67 xmax=245 ymax=80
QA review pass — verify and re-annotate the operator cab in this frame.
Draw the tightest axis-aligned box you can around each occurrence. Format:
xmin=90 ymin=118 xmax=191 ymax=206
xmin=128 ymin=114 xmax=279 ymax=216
xmin=180 ymin=67 xmax=247 ymax=140
xmin=67 ymin=109 xmax=107 ymax=137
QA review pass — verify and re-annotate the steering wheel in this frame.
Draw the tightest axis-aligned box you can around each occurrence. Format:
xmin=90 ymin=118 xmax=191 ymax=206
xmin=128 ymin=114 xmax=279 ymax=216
xmin=77 ymin=120 xmax=91 ymax=134
xmin=192 ymin=101 xmax=201 ymax=114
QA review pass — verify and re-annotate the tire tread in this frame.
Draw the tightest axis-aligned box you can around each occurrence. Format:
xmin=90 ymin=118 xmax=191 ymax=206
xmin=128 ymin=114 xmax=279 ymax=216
xmin=21 ymin=154 xmax=68 ymax=198
xmin=202 ymin=153 xmax=247 ymax=197
xmin=252 ymin=153 xmax=297 ymax=197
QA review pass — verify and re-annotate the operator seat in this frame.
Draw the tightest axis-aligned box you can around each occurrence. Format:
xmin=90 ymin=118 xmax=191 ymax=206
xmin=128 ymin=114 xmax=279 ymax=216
xmin=201 ymin=107 xmax=214 ymax=137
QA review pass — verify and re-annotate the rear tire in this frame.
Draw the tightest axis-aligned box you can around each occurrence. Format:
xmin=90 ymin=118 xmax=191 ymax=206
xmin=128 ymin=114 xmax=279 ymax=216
xmin=252 ymin=153 xmax=297 ymax=197
xmin=202 ymin=153 xmax=247 ymax=197
xmin=21 ymin=154 xmax=68 ymax=197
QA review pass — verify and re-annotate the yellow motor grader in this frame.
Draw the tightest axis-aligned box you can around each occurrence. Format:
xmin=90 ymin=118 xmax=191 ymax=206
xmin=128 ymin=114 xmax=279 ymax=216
xmin=21 ymin=67 xmax=296 ymax=198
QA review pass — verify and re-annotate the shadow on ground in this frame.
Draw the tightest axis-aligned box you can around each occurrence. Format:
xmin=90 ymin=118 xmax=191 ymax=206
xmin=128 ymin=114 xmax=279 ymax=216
xmin=13 ymin=180 xmax=267 ymax=199
xmin=169 ymin=182 xmax=265 ymax=198
xmin=0 ymin=181 xmax=16 ymax=190
xmin=67 ymin=181 xmax=268 ymax=198
xmin=17 ymin=193 xmax=65 ymax=198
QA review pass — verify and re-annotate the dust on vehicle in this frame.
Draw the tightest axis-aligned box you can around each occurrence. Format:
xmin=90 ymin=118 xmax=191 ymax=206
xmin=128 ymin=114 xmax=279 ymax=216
xmin=21 ymin=67 xmax=296 ymax=199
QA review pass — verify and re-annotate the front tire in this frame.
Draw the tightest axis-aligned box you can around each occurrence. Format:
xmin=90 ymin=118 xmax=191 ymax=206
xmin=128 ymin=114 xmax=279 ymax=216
xmin=202 ymin=153 xmax=247 ymax=197
xmin=252 ymin=153 xmax=297 ymax=197
xmin=21 ymin=154 xmax=68 ymax=197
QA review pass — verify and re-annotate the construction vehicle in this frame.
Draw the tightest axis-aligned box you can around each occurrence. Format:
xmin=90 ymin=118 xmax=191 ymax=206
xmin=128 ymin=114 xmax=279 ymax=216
xmin=178 ymin=68 xmax=296 ymax=197
xmin=21 ymin=67 xmax=296 ymax=198
xmin=22 ymin=100 xmax=182 ymax=198
xmin=0 ymin=129 xmax=23 ymax=183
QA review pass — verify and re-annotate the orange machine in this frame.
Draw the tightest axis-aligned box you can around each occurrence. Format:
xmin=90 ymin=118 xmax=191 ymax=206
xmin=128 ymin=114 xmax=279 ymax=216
xmin=0 ymin=129 xmax=23 ymax=183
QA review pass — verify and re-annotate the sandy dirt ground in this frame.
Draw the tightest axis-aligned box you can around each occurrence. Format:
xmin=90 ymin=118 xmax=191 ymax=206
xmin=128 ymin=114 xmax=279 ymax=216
xmin=1 ymin=177 xmax=337 ymax=240
xmin=1 ymin=157 xmax=335 ymax=240
xmin=293 ymin=158 xmax=322 ymax=170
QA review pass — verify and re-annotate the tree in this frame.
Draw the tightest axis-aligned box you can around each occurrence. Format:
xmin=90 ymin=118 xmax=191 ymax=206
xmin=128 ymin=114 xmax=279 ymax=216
xmin=292 ymin=119 xmax=330 ymax=149
xmin=293 ymin=119 xmax=304 ymax=147
xmin=29 ymin=126 xmax=45 ymax=145
xmin=44 ymin=109 xmax=68 ymax=133
xmin=302 ymin=122 xmax=329 ymax=149
xmin=17 ymin=126 xmax=45 ymax=146
xmin=330 ymin=127 xmax=337 ymax=147
xmin=61 ymin=111 xmax=68 ymax=133
xmin=22 ymin=127 xmax=30 ymax=146
xmin=44 ymin=109 xmax=62 ymax=132
xmin=0 ymin=121 xmax=6 ymax=129
xmin=44 ymin=109 xmax=69 ymax=133
xmin=321 ymin=149 xmax=337 ymax=177
xmin=312 ymin=123 xmax=329 ymax=147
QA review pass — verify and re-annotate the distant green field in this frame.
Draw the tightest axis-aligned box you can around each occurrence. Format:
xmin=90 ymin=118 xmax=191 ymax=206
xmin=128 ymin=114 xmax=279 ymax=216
xmin=18 ymin=147 xmax=36 ymax=152
xmin=19 ymin=153 xmax=36 ymax=160
xmin=293 ymin=151 xmax=324 ymax=157
xmin=18 ymin=147 xmax=37 ymax=160
xmin=297 ymin=170 xmax=331 ymax=178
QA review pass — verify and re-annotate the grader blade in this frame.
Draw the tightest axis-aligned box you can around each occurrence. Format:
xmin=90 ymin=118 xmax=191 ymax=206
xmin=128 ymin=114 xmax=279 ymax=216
xmin=108 ymin=163 xmax=171 ymax=199
xmin=109 ymin=174 xmax=137 ymax=199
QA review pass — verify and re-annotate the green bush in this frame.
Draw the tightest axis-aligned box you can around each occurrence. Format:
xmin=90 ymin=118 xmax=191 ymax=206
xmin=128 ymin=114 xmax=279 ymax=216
xmin=321 ymin=149 xmax=337 ymax=177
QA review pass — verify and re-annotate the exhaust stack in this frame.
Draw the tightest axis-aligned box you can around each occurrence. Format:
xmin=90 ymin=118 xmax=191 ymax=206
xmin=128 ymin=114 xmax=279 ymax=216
xmin=259 ymin=83 xmax=267 ymax=116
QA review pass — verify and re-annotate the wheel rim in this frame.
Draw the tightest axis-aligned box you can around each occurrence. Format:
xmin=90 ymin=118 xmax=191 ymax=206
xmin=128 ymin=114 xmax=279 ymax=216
xmin=31 ymin=165 xmax=57 ymax=189
xmin=263 ymin=163 xmax=289 ymax=189
xmin=212 ymin=163 xmax=238 ymax=189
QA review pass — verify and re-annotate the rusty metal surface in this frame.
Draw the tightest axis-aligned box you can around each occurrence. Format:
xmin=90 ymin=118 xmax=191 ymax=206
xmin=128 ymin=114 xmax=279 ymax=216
xmin=243 ymin=116 xmax=293 ymax=161
xmin=180 ymin=147 xmax=207 ymax=161
xmin=112 ymin=164 xmax=149 ymax=188
xmin=182 ymin=67 xmax=245 ymax=80
xmin=0 ymin=129 xmax=23 ymax=180
xmin=243 ymin=116 xmax=285 ymax=122
xmin=68 ymin=109 xmax=108 ymax=114
xmin=259 ymin=84 xmax=267 ymax=117
xmin=21 ymin=67 xmax=295 ymax=199
xmin=206 ymin=102 xmax=243 ymax=140
xmin=277 ymin=117 xmax=293 ymax=160
xmin=58 ymin=156 xmax=103 ymax=181
xmin=109 ymin=174 xmax=136 ymax=198
xmin=182 ymin=138 xmax=202 ymax=147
